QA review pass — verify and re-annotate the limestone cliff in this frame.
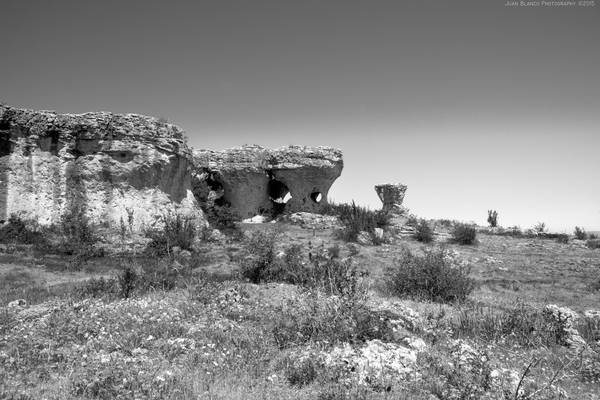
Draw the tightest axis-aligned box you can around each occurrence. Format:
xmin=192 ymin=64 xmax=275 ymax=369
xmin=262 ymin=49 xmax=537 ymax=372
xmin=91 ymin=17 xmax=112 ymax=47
xmin=193 ymin=145 xmax=343 ymax=218
xmin=0 ymin=105 xmax=344 ymax=228
xmin=0 ymin=105 xmax=200 ymax=231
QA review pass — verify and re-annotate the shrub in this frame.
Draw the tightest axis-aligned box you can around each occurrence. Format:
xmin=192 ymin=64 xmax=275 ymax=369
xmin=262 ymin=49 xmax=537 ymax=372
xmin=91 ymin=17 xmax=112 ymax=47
xmin=304 ymin=250 xmax=367 ymax=297
xmin=284 ymin=355 xmax=319 ymax=386
xmin=273 ymin=290 xmax=392 ymax=348
xmin=263 ymin=242 xmax=305 ymax=284
xmin=417 ymin=342 xmax=493 ymax=400
xmin=413 ymin=219 xmax=434 ymax=243
xmin=240 ymin=235 xmax=367 ymax=298
xmin=30 ymin=209 xmax=103 ymax=269
xmin=323 ymin=201 xmax=390 ymax=243
xmin=586 ymin=239 xmax=600 ymax=249
xmin=555 ymin=234 xmax=569 ymax=244
xmin=590 ymin=233 xmax=598 ymax=239
xmin=487 ymin=210 xmax=498 ymax=228
xmin=145 ymin=213 xmax=197 ymax=256
xmin=406 ymin=215 xmax=419 ymax=227
xmin=204 ymin=204 xmax=239 ymax=231
xmin=534 ymin=222 xmax=546 ymax=234
xmin=574 ymin=226 xmax=587 ymax=240
xmin=118 ymin=266 xmax=138 ymax=299
xmin=60 ymin=208 xmax=96 ymax=246
xmin=76 ymin=277 xmax=118 ymax=299
xmin=451 ymin=223 xmax=477 ymax=245
xmin=451 ymin=303 xmax=561 ymax=346
xmin=504 ymin=226 xmax=523 ymax=237
xmin=239 ymin=230 xmax=279 ymax=283
xmin=0 ymin=214 xmax=46 ymax=245
xmin=387 ymin=248 xmax=475 ymax=303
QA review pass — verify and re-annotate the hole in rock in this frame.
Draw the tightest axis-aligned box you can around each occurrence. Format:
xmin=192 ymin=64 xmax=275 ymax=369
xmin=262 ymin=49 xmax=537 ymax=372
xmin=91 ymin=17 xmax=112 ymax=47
xmin=310 ymin=192 xmax=322 ymax=203
xmin=106 ymin=150 xmax=135 ymax=163
xmin=268 ymin=179 xmax=291 ymax=216
xmin=0 ymin=135 xmax=12 ymax=157
xmin=206 ymin=174 xmax=226 ymax=206
xmin=0 ymin=120 xmax=10 ymax=131
xmin=73 ymin=137 xmax=100 ymax=158
xmin=38 ymin=130 xmax=61 ymax=155
xmin=268 ymin=179 xmax=291 ymax=204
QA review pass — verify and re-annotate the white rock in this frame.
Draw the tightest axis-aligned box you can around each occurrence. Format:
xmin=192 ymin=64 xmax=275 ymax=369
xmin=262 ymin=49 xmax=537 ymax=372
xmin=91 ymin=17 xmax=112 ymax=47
xmin=242 ymin=215 xmax=267 ymax=224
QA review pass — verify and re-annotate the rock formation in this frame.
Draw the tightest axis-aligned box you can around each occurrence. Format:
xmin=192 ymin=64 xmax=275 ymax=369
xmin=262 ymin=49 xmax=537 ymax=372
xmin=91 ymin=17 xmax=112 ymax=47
xmin=375 ymin=183 xmax=409 ymax=230
xmin=375 ymin=183 xmax=407 ymax=214
xmin=193 ymin=145 xmax=343 ymax=218
xmin=0 ymin=104 xmax=344 ymax=229
xmin=0 ymin=105 xmax=200 ymax=231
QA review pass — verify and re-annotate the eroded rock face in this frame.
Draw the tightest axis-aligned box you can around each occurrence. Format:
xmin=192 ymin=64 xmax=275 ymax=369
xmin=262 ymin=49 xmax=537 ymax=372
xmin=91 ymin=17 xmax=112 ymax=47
xmin=374 ymin=183 xmax=407 ymax=214
xmin=0 ymin=105 xmax=201 ymax=231
xmin=193 ymin=145 xmax=343 ymax=218
xmin=375 ymin=183 xmax=409 ymax=230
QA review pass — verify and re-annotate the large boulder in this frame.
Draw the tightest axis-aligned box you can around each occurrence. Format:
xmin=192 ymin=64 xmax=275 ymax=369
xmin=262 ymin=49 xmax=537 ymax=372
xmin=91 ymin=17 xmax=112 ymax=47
xmin=0 ymin=105 xmax=201 ymax=231
xmin=193 ymin=145 xmax=343 ymax=218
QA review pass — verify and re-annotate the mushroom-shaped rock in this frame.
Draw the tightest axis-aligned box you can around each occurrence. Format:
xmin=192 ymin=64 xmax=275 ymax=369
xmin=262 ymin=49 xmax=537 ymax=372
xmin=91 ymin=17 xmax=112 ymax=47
xmin=375 ymin=183 xmax=409 ymax=231
xmin=374 ymin=183 xmax=407 ymax=214
xmin=0 ymin=105 xmax=201 ymax=231
xmin=193 ymin=145 xmax=343 ymax=218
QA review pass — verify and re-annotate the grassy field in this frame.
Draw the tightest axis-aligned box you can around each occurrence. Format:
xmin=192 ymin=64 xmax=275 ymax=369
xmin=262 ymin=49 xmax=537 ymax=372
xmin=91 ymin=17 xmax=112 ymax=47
xmin=1 ymin=220 xmax=599 ymax=399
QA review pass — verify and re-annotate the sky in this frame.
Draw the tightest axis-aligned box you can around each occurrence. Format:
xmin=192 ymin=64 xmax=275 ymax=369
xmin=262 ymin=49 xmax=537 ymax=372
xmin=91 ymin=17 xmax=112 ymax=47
xmin=1 ymin=0 xmax=599 ymax=231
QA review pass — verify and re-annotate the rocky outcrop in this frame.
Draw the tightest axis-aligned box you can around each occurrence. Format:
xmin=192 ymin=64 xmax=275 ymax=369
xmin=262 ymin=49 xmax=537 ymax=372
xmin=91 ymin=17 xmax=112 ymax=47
xmin=375 ymin=183 xmax=407 ymax=214
xmin=0 ymin=105 xmax=200 ymax=231
xmin=543 ymin=304 xmax=586 ymax=350
xmin=193 ymin=145 xmax=343 ymax=218
xmin=0 ymin=105 xmax=344 ymax=228
xmin=375 ymin=183 xmax=408 ymax=229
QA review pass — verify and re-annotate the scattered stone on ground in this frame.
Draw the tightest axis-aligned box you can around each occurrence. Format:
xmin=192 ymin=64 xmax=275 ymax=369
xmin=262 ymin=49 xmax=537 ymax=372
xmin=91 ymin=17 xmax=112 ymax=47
xmin=283 ymin=212 xmax=341 ymax=230
xmin=543 ymin=304 xmax=587 ymax=349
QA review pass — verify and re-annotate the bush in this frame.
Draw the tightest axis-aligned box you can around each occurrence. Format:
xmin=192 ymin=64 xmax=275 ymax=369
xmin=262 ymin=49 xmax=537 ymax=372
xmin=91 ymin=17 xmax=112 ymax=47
xmin=406 ymin=215 xmax=419 ymax=227
xmin=413 ymin=219 xmax=434 ymax=243
xmin=534 ymin=222 xmax=546 ymax=234
xmin=60 ymin=208 xmax=96 ymax=246
xmin=304 ymin=249 xmax=367 ymax=297
xmin=417 ymin=342 xmax=493 ymax=400
xmin=487 ymin=210 xmax=498 ymax=228
xmin=239 ymin=230 xmax=279 ymax=283
xmin=113 ymin=258 xmax=187 ymax=298
xmin=555 ymin=234 xmax=569 ymax=244
xmin=76 ymin=277 xmax=118 ymax=299
xmin=145 ymin=214 xmax=197 ymax=256
xmin=323 ymin=201 xmax=390 ymax=243
xmin=451 ymin=223 xmax=477 ymax=245
xmin=118 ymin=267 xmax=138 ymax=299
xmin=451 ymin=303 xmax=561 ymax=346
xmin=387 ymin=248 xmax=475 ymax=303
xmin=273 ymin=290 xmax=392 ymax=348
xmin=586 ymin=239 xmax=600 ymax=249
xmin=0 ymin=214 xmax=46 ymax=245
xmin=240 ymin=234 xmax=367 ymax=298
xmin=32 ymin=209 xmax=103 ymax=269
xmin=574 ymin=226 xmax=587 ymax=240
xmin=204 ymin=204 xmax=239 ymax=231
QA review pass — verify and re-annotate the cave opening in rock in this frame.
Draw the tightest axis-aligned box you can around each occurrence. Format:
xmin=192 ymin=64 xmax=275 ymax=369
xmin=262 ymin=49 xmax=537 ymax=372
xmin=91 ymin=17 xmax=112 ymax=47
xmin=206 ymin=174 xmax=227 ymax=206
xmin=268 ymin=178 xmax=291 ymax=215
xmin=37 ymin=130 xmax=61 ymax=155
xmin=310 ymin=191 xmax=322 ymax=203
xmin=107 ymin=150 xmax=134 ymax=163
xmin=0 ymin=136 xmax=11 ymax=157
xmin=48 ymin=131 xmax=60 ymax=155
